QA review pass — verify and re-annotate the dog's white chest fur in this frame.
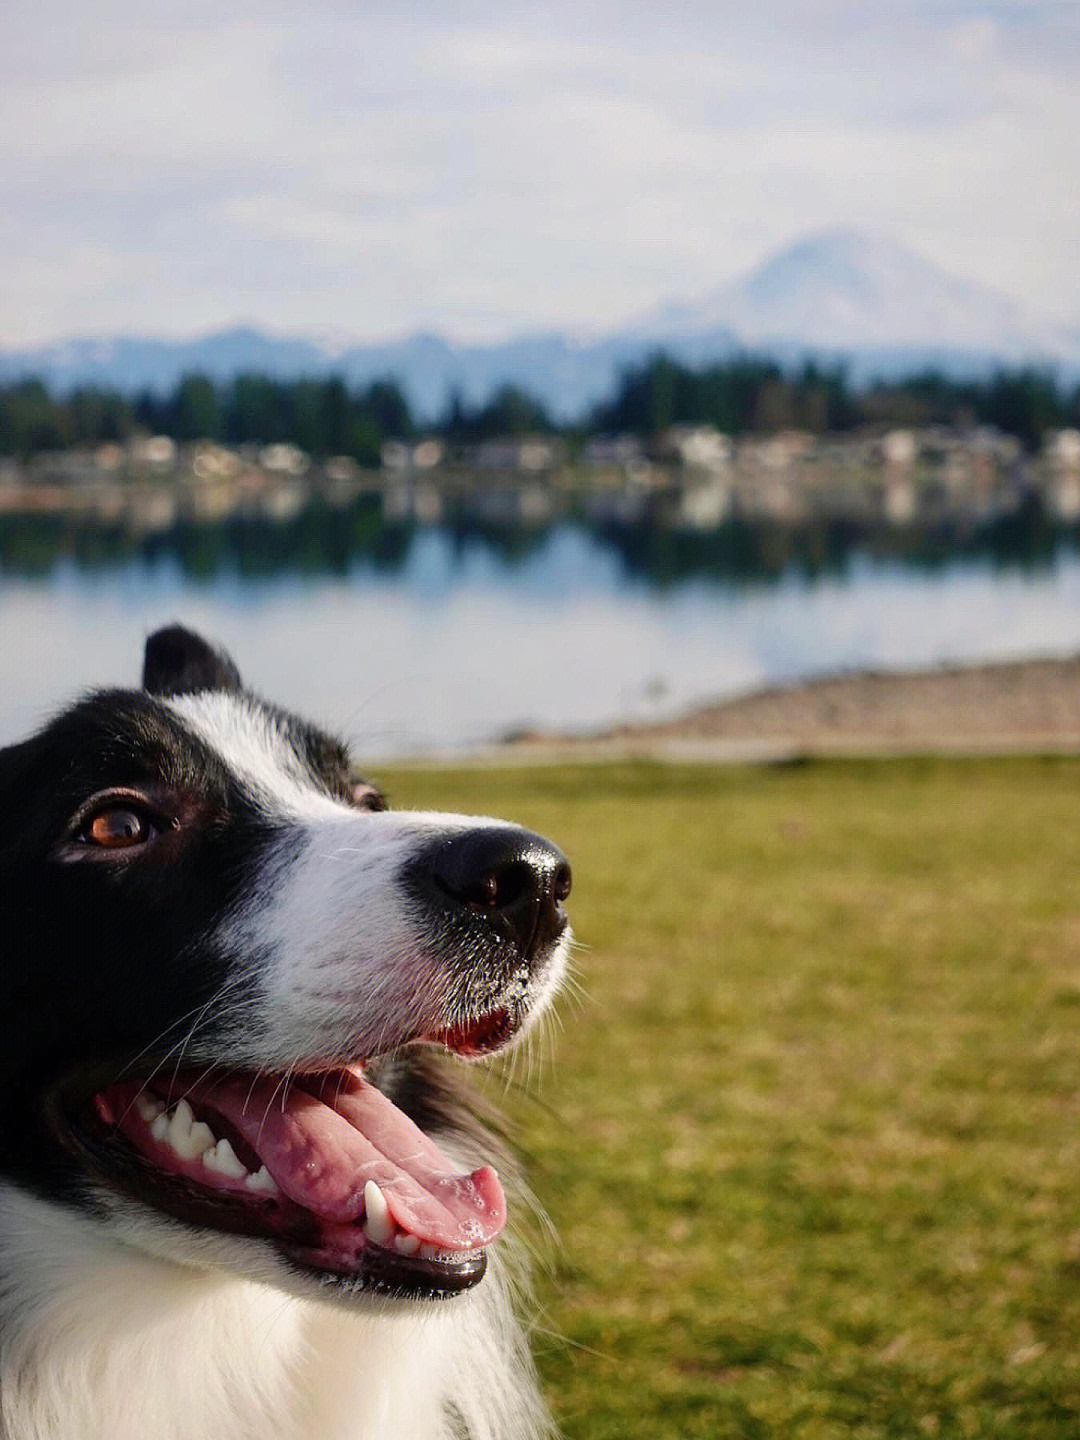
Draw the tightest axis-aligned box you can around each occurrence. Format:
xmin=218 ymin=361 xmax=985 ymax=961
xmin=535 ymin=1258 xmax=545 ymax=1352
xmin=0 ymin=1188 xmax=542 ymax=1440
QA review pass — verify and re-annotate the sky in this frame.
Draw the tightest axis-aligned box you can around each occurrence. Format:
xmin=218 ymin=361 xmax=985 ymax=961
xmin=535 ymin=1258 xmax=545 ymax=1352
xmin=2 ymin=0 xmax=1078 ymax=346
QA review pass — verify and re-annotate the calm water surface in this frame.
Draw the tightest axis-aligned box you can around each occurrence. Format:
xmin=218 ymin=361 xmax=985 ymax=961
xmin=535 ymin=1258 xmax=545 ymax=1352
xmin=4 ymin=524 xmax=1080 ymax=752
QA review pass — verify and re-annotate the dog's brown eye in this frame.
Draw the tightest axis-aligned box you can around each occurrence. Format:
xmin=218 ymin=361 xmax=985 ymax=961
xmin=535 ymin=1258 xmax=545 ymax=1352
xmin=83 ymin=805 xmax=154 ymax=850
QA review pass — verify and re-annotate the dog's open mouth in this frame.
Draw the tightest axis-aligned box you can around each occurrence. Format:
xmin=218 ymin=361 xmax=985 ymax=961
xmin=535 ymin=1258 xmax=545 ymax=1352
xmin=52 ymin=1016 xmax=519 ymax=1300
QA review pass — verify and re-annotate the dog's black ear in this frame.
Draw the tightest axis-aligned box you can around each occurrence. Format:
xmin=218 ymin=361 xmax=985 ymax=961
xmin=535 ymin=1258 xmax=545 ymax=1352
xmin=143 ymin=625 xmax=242 ymax=696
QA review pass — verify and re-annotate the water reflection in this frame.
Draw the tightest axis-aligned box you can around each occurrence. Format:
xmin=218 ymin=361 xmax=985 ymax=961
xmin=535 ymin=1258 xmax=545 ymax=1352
xmin=0 ymin=495 xmax=1074 ymax=588
xmin=3 ymin=507 xmax=1080 ymax=754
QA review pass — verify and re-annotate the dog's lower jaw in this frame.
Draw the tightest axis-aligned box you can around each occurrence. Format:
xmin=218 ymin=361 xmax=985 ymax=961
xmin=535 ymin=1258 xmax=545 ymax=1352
xmin=0 ymin=1184 xmax=553 ymax=1440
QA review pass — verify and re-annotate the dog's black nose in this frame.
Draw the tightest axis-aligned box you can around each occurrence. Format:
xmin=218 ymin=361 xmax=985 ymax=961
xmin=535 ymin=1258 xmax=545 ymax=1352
xmin=410 ymin=827 xmax=571 ymax=962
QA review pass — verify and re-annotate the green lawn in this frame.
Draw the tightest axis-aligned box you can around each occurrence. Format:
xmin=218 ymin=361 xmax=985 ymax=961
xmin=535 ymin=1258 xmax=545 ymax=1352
xmin=380 ymin=758 xmax=1080 ymax=1438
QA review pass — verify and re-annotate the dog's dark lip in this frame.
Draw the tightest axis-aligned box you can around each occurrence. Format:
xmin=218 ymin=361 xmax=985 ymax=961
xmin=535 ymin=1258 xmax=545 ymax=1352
xmin=285 ymin=1241 xmax=486 ymax=1300
xmin=41 ymin=1060 xmax=491 ymax=1299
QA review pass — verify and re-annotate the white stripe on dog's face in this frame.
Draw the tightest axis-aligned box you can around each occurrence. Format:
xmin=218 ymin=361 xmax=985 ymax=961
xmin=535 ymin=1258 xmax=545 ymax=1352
xmin=167 ymin=692 xmax=347 ymax=821
xmin=165 ymin=692 xmax=569 ymax=1068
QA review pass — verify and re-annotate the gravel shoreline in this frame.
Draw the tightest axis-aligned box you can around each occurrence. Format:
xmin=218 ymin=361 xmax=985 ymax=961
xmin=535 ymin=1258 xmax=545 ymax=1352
xmin=505 ymin=655 xmax=1080 ymax=760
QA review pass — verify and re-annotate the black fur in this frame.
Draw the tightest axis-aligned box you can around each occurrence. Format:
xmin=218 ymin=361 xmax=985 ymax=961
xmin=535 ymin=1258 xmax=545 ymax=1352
xmin=0 ymin=640 xmax=396 ymax=1207
xmin=143 ymin=624 xmax=242 ymax=696
xmin=0 ymin=689 xmax=273 ymax=1201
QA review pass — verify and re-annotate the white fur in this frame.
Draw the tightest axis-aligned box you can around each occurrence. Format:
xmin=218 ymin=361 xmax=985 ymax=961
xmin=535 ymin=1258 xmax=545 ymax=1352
xmin=167 ymin=692 xmax=569 ymax=1071
xmin=0 ymin=693 xmax=565 ymax=1439
xmin=0 ymin=1186 xmax=551 ymax=1440
xmin=167 ymin=692 xmax=347 ymax=821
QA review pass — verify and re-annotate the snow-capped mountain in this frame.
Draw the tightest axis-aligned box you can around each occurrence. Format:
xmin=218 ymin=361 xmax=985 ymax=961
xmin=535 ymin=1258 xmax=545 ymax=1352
xmin=2 ymin=230 xmax=1077 ymax=419
xmin=637 ymin=228 xmax=1076 ymax=362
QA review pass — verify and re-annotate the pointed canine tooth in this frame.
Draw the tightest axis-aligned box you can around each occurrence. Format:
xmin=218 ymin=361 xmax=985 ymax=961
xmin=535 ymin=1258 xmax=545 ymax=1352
xmin=178 ymin=1120 xmax=215 ymax=1160
xmin=135 ymin=1095 xmax=165 ymax=1124
xmin=170 ymin=1098 xmax=194 ymax=1134
xmin=203 ymin=1138 xmax=248 ymax=1179
xmin=164 ymin=1098 xmax=194 ymax=1151
xmin=363 ymin=1180 xmax=393 ymax=1243
xmin=244 ymin=1165 xmax=281 ymax=1197
xmin=394 ymin=1233 xmax=420 ymax=1256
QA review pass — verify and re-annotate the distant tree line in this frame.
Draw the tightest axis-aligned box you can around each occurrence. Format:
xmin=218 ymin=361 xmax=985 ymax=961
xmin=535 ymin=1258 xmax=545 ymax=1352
xmin=0 ymin=375 xmax=412 ymax=465
xmin=591 ymin=356 xmax=1080 ymax=451
xmin=3 ymin=356 xmax=1080 ymax=460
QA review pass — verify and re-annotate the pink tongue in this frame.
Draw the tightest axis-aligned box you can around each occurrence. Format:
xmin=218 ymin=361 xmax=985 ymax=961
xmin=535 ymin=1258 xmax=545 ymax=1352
xmin=181 ymin=1071 xmax=505 ymax=1250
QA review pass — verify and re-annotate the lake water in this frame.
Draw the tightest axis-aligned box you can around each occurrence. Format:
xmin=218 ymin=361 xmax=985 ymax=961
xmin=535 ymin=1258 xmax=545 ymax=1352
xmin=4 ymin=521 xmax=1080 ymax=752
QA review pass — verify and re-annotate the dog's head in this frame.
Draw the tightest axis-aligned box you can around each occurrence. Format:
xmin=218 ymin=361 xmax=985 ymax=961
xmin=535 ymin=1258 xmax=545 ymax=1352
xmin=0 ymin=626 xmax=570 ymax=1304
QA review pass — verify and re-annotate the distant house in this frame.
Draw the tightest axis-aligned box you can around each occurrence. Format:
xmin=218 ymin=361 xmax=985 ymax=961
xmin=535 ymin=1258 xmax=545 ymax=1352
xmin=1047 ymin=429 xmax=1080 ymax=469
xmin=1045 ymin=430 xmax=1080 ymax=520
xmin=583 ymin=434 xmax=645 ymax=470
xmin=882 ymin=429 xmax=917 ymax=467
xmin=129 ymin=435 xmax=177 ymax=470
xmin=189 ymin=443 xmax=241 ymax=480
xmin=660 ymin=426 xmax=732 ymax=472
xmin=259 ymin=443 xmax=309 ymax=476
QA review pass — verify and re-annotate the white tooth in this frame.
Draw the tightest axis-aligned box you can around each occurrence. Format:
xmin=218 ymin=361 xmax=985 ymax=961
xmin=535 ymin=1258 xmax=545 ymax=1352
xmin=135 ymin=1095 xmax=165 ymax=1124
xmin=203 ymin=1138 xmax=248 ymax=1179
xmin=394 ymin=1233 xmax=420 ymax=1256
xmin=163 ymin=1099 xmax=216 ymax=1159
xmin=363 ymin=1181 xmax=393 ymax=1244
xmin=150 ymin=1113 xmax=170 ymax=1142
xmin=165 ymin=1098 xmax=194 ymax=1148
xmin=419 ymin=1243 xmax=477 ymax=1263
xmin=244 ymin=1165 xmax=281 ymax=1197
xmin=178 ymin=1120 xmax=215 ymax=1160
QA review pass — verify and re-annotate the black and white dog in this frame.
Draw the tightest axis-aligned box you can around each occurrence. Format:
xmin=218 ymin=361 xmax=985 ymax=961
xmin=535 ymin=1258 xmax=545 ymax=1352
xmin=0 ymin=626 xmax=571 ymax=1440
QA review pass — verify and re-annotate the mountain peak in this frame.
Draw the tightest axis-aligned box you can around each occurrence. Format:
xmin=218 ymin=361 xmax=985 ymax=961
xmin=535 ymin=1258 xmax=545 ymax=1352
xmin=640 ymin=228 xmax=1070 ymax=359
xmin=1 ymin=229 xmax=1078 ymax=417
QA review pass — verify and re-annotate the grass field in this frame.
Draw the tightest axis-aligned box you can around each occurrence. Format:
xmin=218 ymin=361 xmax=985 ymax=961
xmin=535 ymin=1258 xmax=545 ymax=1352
xmin=381 ymin=757 xmax=1080 ymax=1439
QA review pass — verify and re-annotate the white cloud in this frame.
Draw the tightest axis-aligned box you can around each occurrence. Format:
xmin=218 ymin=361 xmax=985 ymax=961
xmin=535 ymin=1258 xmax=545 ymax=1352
xmin=948 ymin=15 xmax=1001 ymax=62
xmin=1 ymin=0 xmax=1077 ymax=343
